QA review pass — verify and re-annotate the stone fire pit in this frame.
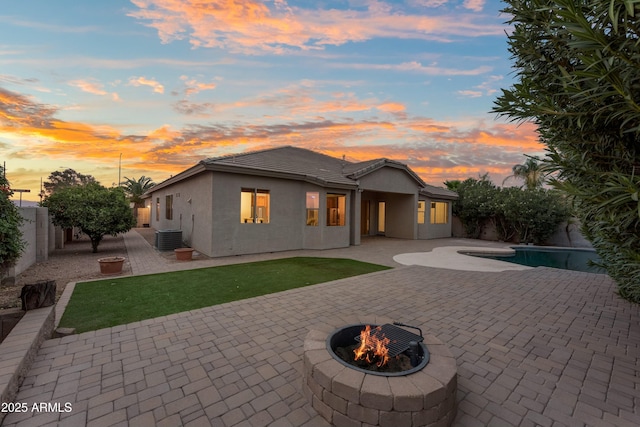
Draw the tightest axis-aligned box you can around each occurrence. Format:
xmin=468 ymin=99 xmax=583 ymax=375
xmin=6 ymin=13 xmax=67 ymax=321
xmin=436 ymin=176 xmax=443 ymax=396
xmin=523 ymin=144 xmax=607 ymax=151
xmin=303 ymin=317 xmax=457 ymax=427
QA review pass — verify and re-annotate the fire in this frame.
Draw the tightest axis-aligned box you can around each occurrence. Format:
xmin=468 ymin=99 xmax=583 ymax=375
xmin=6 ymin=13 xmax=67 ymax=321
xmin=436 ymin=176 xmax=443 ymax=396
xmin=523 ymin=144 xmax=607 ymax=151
xmin=353 ymin=325 xmax=390 ymax=367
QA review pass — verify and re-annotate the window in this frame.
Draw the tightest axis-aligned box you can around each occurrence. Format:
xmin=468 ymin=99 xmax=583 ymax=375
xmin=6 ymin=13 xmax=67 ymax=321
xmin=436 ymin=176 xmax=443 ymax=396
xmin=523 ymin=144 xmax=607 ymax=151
xmin=430 ymin=202 xmax=449 ymax=224
xmin=241 ymin=188 xmax=270 ymax=223
xmin=165 ymin=195 xmax=173 ymax=220
xmin=417 ymin=201 xmax=426 ymax=224
xmin=156 ymin=197 xmax=160 ymax=221
xmin=326 ymin=193 xmax=346 ymax=226
xmin=306 ymin=192 xmax=319 ymax=226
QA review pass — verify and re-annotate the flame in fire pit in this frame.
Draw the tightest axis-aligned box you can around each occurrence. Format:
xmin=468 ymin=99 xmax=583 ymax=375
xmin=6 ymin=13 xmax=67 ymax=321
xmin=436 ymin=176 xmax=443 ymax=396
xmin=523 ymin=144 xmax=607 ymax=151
xmin=353 ymin=325 xmax=390 ymax=367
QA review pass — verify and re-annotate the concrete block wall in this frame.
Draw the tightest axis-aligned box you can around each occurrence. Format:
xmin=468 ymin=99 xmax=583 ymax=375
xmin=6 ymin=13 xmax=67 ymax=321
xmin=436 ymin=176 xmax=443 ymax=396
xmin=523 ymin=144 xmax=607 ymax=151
xmin=452 ymin=216 xmax=593 ymax=248
xmin=6 ymin=208 xmax=53 ymax=280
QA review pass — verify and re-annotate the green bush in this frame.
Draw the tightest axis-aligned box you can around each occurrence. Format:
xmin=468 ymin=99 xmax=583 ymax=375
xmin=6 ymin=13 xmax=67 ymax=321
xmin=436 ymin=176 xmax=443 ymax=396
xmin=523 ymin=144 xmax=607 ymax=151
xmin=453 ymin=176 xmax=498 ymax=238
xmin=494 ymin=0 xmax=640 ymax=302
xmin=453 ymin=177 xmax=570 ymax=245
xmin=494 ymin=188 xmax=570 ymax=244
xmin=0 ymin=167 xmax=25 ymax=277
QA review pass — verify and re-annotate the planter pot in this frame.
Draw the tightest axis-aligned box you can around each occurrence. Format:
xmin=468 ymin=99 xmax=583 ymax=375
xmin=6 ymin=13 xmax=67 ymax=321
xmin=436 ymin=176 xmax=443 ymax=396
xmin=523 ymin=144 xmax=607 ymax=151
xmin=175 ymin=248 xmax=195 ymax=261
xmin=98 ymin=257 xmax=125 ymax=274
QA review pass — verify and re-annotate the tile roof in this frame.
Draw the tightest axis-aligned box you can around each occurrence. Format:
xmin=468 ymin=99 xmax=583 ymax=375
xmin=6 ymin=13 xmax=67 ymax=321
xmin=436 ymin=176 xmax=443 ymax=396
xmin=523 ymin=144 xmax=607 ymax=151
xmin=202 ymin=146 xmax=355 ymax=186
xmin=420 ymin=184 xmax=459 ymax=200
xmin=148 ymin=145 xmax=457 ymax=199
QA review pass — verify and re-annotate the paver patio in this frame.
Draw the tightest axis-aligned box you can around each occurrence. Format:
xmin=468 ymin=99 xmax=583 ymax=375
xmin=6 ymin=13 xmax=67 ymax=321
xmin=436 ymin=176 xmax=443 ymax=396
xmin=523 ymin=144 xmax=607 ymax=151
xmin=2 ymin=232 xmax=638 ymax=427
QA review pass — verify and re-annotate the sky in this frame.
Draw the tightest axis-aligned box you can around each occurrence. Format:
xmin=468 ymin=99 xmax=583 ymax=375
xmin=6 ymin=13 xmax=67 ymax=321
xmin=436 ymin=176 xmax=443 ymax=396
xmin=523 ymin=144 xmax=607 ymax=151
xmin=1 ymin=0 xmax=543 ymax=203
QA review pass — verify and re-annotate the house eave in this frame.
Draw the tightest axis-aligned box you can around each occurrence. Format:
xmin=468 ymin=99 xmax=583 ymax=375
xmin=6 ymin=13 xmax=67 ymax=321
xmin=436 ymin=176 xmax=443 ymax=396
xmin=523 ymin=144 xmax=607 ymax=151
xmin=204 ymin=163 xmax=357 ymax=189
xmin=348 ymin=159 xmax=427 ymax=188
xmin=419 ymin=188 xmax=459 ymax=201
xmin=143 ymin=162 xmax=207 ymax=196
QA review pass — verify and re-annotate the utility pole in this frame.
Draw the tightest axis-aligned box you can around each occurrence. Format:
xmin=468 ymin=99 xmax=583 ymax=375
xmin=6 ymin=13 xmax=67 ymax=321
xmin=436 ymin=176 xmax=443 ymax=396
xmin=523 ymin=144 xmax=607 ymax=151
xmin=118 ymin=153 xmax=122 ymax=187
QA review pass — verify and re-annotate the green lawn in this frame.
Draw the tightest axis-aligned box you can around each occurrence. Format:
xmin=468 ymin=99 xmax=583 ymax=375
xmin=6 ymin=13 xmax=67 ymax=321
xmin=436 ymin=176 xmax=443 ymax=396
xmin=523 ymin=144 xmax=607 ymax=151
xmin=60 ymin=257 xmax=390 ymax=333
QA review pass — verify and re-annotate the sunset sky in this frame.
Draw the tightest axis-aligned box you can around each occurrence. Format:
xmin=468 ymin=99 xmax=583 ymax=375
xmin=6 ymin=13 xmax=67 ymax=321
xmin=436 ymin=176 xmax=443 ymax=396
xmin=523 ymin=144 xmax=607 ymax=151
xmin=1 ymin=0 xmax=543 ymax=203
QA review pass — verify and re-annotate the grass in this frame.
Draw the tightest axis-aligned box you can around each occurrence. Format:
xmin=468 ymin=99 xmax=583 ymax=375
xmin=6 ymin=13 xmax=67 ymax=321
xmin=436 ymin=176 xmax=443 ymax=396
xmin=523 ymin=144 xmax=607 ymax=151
xmin=59 ymin=257 xmax=390 ymax=333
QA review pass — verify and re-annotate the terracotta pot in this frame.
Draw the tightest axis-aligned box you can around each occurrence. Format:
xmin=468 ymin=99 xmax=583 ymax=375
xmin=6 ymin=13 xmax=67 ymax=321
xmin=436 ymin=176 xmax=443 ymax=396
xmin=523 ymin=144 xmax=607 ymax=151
xmin=174 ymin=248 xmax=195 ymax=261
xmin=98 ymin=257 xmax=125 ymax=274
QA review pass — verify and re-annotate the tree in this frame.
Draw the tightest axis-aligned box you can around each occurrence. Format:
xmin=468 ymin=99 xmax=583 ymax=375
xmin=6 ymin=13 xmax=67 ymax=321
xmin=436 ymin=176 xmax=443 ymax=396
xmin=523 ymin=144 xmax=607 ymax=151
xmin=43 ymin=168 xmax=98 ymax=194
xmin=0 ymin=166 xmax=25 ymax=277
xmin=493 ymin=0 xmax=640 ymax=303
xmin=443 ymin=180 xmax=462 ymax=192
xmin=43 ymin=183 xmax=135 ymax=253
xmin=502 ymin=156 xmax=546 ymax=190
xmin=121 ymin=176 xmax=155 ymax=207
xmin=451 ymin=175 xmax=498 ymax=238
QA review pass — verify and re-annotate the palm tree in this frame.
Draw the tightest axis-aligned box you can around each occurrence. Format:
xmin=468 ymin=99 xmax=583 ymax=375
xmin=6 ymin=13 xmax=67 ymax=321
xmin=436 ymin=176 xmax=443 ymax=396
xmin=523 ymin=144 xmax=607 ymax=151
xmin=444 ymin=180 xmax=461 ymax=192
xmin=502 ymin=156 xmax=546 ymax=190
xmin=121 ymin=176 xmax=155 ymax=207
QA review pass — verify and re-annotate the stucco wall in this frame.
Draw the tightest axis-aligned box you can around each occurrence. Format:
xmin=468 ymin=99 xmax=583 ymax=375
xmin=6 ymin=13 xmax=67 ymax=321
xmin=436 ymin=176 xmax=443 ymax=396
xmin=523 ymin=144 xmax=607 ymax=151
xmin=210 ymin=173 xmax=303 ymax=256
xmin=149 ymin=173 xmax=214 ymax=255
xmin=358 ymin=167 xmax=418 ymax=194
xmin=383 ymin=192 xmax=417 ymax=239
xmin=418 ymin=198 xmax=454 ymax=239
xmin=15 ymin=208 xmax=49 ymax=276
xmin=300 ymin=184 xmax=353 ymax=250
xmin=2 ymin=207 xmax=52 ymax=284
xmin=210 ymin=173 xmax=353 ymax=257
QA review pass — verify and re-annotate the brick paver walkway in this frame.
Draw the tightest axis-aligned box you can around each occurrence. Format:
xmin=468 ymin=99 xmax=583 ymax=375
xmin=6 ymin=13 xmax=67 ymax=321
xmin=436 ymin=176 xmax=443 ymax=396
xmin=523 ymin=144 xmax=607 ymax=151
xmin=2 ymin=232 xmax=638 ymax=427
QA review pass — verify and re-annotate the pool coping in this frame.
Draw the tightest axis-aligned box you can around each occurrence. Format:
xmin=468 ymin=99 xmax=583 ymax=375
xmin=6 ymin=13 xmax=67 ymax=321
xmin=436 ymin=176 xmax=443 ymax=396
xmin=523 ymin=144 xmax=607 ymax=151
xmin=393 ymin=246 xmax=533 ymax=272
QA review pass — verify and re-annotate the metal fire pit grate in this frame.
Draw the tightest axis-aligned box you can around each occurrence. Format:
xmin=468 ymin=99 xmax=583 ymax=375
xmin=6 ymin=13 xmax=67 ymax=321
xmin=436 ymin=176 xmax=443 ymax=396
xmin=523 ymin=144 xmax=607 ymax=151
xmin=354 ymin=323 xmax=424 ymax=358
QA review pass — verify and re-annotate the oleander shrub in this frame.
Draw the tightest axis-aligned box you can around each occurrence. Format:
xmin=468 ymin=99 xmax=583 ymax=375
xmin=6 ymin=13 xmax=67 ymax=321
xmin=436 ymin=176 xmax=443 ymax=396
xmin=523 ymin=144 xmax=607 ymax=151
xmin=494 ymin=0 xmax=640 ymax=302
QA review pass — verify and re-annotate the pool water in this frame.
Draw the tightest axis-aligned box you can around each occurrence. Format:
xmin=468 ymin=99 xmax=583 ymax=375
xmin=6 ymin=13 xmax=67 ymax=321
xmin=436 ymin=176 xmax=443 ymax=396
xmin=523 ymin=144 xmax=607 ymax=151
xmin=476 ymin=247 xmax=604 ymax=273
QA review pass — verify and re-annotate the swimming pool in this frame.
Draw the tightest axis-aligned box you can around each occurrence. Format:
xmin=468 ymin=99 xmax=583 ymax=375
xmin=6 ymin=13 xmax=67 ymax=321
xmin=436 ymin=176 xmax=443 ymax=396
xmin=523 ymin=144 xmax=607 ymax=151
xmin=471 ymin=246 xmax=604 ymax=273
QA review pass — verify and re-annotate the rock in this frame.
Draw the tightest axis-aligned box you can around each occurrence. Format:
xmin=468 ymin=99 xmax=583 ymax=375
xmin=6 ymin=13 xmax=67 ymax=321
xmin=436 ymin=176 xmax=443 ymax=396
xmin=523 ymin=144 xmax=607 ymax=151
xmin=20 ymin=280 xmax=56 ymax=311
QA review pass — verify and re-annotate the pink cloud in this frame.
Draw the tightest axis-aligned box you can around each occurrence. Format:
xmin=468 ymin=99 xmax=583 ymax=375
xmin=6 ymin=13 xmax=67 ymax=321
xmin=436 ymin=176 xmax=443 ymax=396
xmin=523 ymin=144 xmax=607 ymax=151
xmin=338 ymin=61 xmax=493 ymax=76
xmin=463 ymin=0 xmax=486 ymax=12
xmin=179 ymin=75 xmax=218 ymax=96
xmin=128 ymin=76 xmax=164 ymax=93
xmin=128 ymin=0 xmax=504 ymax=54
xmin=68 ymin=79 xmax=121 ymax=101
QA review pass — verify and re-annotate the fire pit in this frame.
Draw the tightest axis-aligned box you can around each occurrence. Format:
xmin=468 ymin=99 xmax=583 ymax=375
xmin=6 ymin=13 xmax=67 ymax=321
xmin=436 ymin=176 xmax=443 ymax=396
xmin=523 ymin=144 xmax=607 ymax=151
xmin=303 ymin=318 xmax=457 ymax=427
xmin=328 ymin=323 xmax=429 ymax=376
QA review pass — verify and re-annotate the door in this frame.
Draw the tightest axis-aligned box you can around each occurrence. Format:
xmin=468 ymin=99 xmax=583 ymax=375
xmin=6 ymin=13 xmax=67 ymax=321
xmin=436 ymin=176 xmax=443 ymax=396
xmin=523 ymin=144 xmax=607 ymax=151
xmin=378 ymin=201 xmax=386 ymax=234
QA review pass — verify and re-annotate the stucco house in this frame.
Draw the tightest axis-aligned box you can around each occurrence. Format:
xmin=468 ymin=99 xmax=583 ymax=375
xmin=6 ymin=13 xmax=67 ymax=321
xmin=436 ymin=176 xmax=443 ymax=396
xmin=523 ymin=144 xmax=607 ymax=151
xmin=145 ymin=146 xmax=457 ymax=257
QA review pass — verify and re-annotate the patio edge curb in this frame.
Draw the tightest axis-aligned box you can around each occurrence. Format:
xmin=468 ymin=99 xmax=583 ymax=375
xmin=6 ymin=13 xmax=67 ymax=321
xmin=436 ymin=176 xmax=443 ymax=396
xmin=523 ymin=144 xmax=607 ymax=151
xmin=0 ymin=305 xmax=55 ymax=423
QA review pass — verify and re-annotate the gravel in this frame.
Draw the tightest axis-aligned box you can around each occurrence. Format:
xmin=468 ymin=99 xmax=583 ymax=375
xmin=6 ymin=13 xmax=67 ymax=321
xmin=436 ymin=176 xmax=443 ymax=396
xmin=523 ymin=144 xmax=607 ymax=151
xmin=1 ymin=233 xmax=131 ymax=309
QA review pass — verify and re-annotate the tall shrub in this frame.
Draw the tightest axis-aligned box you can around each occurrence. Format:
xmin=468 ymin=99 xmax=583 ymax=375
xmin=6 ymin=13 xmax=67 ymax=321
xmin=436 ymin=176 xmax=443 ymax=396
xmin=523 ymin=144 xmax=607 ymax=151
xmin=494 ymin=0 xmax=640 ymax=302
xmin=495 ymin=188 xmax=570 ymax=244
xmin=0 ymin=167 xmax=25 ymax=278
xmin=453 ymin=178 xmax=569 ymax=244
xmin=453 ymin=176 xmax=498 ymax=238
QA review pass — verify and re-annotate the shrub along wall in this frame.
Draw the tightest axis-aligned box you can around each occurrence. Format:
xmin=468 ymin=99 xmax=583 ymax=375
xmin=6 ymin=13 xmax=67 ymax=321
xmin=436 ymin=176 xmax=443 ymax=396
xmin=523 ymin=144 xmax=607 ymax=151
xmin=451 ymin=177 xmax=571 ymax=245
xmin=452 ymin=216 xmax=592 ymax=248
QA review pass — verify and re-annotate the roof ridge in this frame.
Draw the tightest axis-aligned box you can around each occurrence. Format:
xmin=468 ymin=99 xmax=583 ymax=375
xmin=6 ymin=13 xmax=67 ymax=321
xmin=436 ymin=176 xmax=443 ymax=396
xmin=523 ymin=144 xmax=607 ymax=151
xmin=203 ymin=145 xmax=295 ymax=163
xmin=204 ymin=145 xmax=350 ymax=165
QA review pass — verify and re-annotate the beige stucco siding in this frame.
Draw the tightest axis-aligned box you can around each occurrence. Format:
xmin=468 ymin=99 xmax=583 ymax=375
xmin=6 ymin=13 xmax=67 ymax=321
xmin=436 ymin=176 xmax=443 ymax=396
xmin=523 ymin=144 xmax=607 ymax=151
xmin=418 ymin=198 xmax=454 ymax=239
xmin=384 ymin=192 xmax=418 ymax=239
xmin=358 ymin=168 xmax=419 ymax=239
xmin=209 ymin=173 xmax=351 ymax=257
xmin=149 ymin=172 xmax=214 ymax=255
xmin=210 ymin=173 xmax=303 ymax=257
xmin=358 ymin=167 xmax=419 ymax=194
